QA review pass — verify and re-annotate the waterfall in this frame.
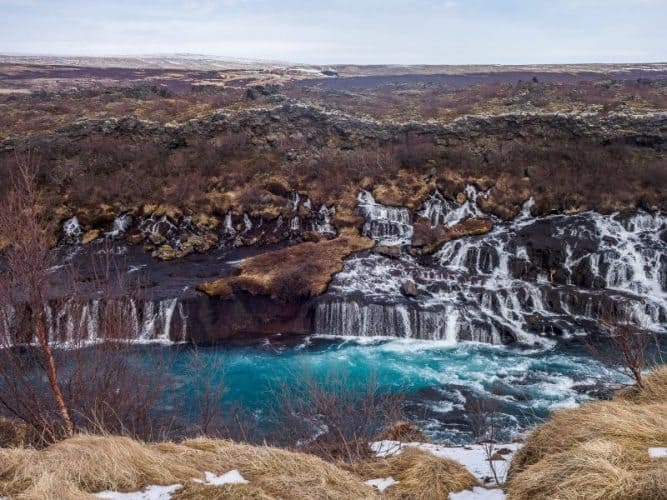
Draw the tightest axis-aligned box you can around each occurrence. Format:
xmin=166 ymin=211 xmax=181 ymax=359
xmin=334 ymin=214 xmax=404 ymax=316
xmin=311 ymin=205 xmax=336 ymax=235
xmin=62 ymin=217 xmax=82 ymax=243
xmin=106 ymin=214 xmax=132 ymax=239
xmin=289 ymin=192 xmax=300 ymax=211
xmin=243 ymin=214 xmax=253 ymax=232
xmin=314 ymin=297 xmax=501 ymax=344
xmin=357 ymin=191 xmax=413 ymax=245
xmin=223 ymin=213 xmax=235 ymax=235
xmin=314 ymin=191 xmax=667 ymax=345
xmin=16 ymin=297 xmax=192 ymax=346
xmin=419 ymin=186 xmax=484 ymax=227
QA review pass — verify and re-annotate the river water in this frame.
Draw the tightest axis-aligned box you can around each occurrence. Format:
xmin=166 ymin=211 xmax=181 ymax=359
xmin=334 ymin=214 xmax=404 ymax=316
xmin=128 ymin=335 xmax=628 ymax=444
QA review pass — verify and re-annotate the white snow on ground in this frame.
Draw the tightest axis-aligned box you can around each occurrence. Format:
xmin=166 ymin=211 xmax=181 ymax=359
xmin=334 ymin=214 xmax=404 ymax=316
xmin=371 ymin=440 xmax=522 ymax=485
xmin=95 ymin=484 xmax=182 ymax=500
xmin=96 ymin=469 xmax=249 ymax=499
xmin=449 ymin=486 xmax=506 ymax=499
xmin=364 ymin=477 xmax=398 ymax=492
xmin=202 ymin=470 xmax=249 ymax=485
xmin=649 ymin=447 xmax=667 ymax=458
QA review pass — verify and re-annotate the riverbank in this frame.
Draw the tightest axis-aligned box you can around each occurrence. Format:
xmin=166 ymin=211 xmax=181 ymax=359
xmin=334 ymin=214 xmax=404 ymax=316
xmin=0 ymin=366 xmax=663 ymax=499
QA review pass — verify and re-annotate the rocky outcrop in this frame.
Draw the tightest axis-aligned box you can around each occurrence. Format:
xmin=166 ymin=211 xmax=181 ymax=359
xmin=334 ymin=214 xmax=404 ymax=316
xmin=412 ymin=217 xmax=494 ymax=254
xmin=198 ymin=234 xmax=375 ymax=302
xmin=3 ymin=102 xmax=666 ymax=154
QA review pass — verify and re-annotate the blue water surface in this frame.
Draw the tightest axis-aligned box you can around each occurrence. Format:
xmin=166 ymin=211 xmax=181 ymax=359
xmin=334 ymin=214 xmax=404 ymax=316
xmin=133 ymin=336 xmax=625 ymax=444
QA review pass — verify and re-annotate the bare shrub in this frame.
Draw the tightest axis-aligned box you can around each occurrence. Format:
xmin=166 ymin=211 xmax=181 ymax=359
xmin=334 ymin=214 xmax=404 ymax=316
xmin=469 ymin=397 xmax=502 ymax=484
xmin=274 ymin=369 xmax=404 ymax=462
xmin=586 ymin=322 xmax=663 ymax=389
xmin=184 ymin=347 xmax=226 ymax=436
xmin=0 ymin=152 xmax=74 ymax=439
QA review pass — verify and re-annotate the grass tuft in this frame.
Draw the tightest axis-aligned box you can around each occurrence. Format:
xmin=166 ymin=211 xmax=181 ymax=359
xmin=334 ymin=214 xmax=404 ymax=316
xmin=0 ymin=435 xmax=377 ymax=499
xmin=345 ymin=446 xmax=478 ymax=499
xmin=507 ymin=365 xmax=667 ymax=500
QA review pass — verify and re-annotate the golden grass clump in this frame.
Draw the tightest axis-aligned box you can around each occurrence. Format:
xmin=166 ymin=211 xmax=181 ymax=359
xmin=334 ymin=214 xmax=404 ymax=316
xmin=614 ymin=365 xmax=667 ymax=404
xmin=508 ymin=440 xmax=667 ymax=500
xmin=509 ymin=401 xmax=667 ymax=475
xmin=508 ymin=365 xmax=667 ymax=500
xmin=198 ymin=235 xmax=375 ymax=301
xmin=377 ymin=421 xmax=430 ymax=443
xmin=173 ymin=482 xmax=274 ymax=499
xmin=0 ymin=435 xmax=378 ymax=500
xmin=345 ymin=446 xmax=478 ymax=499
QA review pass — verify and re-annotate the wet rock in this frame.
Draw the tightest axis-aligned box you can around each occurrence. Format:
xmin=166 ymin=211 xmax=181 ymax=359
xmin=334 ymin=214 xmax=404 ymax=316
xmin=401 ymin=280 xmax=418 ymax=297
xmin=153 ymin=244 xmax=178 ymax=261
xmin=148 ymin=232 xmax=166 ymax=245
xmin=374 ymin=245 xmax=401 ymax=259
xmin=412 ymin=217 xmax=493 ymax=254
xmin=126 ymin=232 xmax=145 ymax=245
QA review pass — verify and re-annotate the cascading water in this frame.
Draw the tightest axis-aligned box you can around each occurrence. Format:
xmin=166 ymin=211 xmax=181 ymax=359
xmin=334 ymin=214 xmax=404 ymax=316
xmin=106 ymin=214 xmax=132 ymax=239
xmin=357 ymin=191 xmax=413 ymax=245
xmin=420 ymin=186 xmax=484 ymax=227
xmin=62 ymin=216 xmax=82 ymax=243
xmin=311 ymin=205 xmax=336 ymax=236
xmin=37 ymin=297 xmax=189 ymax=346
xmin=315 ymin=186 xmax=667 ymax=345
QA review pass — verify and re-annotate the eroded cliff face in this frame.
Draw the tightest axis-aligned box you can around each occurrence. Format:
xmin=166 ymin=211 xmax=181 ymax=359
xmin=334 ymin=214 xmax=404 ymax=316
xmin=3 ymin=101 xmax=665 ymax=256
xmin=4 ymin=102 xmax=666 ymax=155
xmin=2 ymin=96 xmax=666 ymax=345
xmin=22 ymin=180 xmax=665 ymax=347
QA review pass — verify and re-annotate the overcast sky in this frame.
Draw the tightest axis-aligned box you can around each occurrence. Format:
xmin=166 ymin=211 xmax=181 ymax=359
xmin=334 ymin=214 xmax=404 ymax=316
xmin=1 ymin=0 xmax=665 ymax=64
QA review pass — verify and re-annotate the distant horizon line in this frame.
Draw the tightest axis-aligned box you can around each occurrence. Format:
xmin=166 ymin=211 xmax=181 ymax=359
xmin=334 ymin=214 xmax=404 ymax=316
xmin=1 ymin=52 xmax=666 ymax=68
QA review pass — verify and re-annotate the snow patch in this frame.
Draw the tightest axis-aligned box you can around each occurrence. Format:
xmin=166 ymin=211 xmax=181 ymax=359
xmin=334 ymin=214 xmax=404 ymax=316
xmin=95 ymin=484 xmax=182 ymax=500
xmin=371 ymin=440 xmax=521 ymax=485
xmin=450 ymin=486 xmax=506 ymax=499
xmin=202 ymin=469 xmax=249 ymax=485
xmin=649 ymin=447 xmax=667 ymax=459
xmin=364 ymin=477 xmax=398 ymax=492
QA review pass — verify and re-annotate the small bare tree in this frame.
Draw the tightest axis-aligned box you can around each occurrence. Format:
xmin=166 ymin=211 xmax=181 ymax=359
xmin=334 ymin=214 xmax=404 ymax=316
xmin=586 ymin=321 xmax=662 ymax=389
xmin=0 ymin=153 xmax=74 ymax=437
xmin=274 ymin=369 xmax=404 ymax=463
xmin=469 ymin=397 xmax=502 ymax=485
xmin=186 ymin=347 xmax=226 ymax=436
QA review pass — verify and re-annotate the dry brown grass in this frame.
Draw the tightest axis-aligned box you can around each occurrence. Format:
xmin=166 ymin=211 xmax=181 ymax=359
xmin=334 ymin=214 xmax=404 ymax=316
xmin=174 ymin=482 xmax=274 ymax=499
xmin=0 ymin=435 xmax=378 ymax=499
xmin=614 ymin=365 xmax=667 ymax=404
xmin=508 ymin=440 xmax=667 ymax=500
xmin=345 ymin=446 xmax=478 ymax=499
xmin=508 ymin=365 xmax=667 ymax=500
xmin=377 ymin=421 xmax=430 ymax=443
xmin=0 ymin=418 xmax=36 ymax=448
xmin=198 ymin=235 xmax=374 ymax=301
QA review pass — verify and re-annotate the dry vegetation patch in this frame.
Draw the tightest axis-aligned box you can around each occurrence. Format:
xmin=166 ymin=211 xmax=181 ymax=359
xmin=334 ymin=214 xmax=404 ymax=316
xmin=0 ymin=435 xmax=378 ymax=499
xmin=508 ymin=366 xmax=667 ymax=500
xmin=198 ymin=234 xmax=374 ymax=302
xmin=345 ymin=446 xmax=478 ymax=499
